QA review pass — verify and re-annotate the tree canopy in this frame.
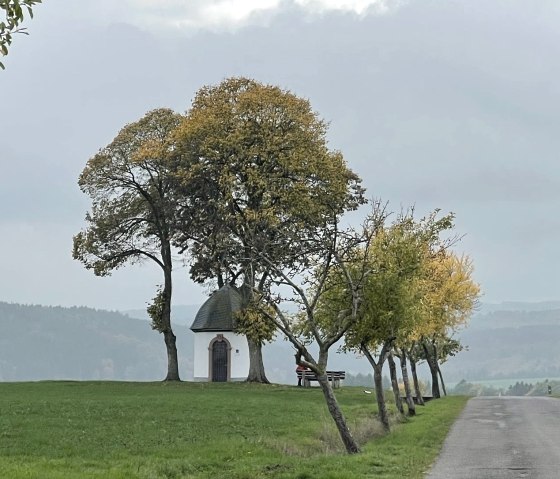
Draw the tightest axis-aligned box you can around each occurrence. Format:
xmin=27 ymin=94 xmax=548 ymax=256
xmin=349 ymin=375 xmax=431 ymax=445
xmin=309 ymin=208 xmax=464 ymax=427
xmin=171 ymin=77 xmax=365 ymax=382
xmin=73 ymin=108 xmax=184 ymax=381
xmin=173 ymin=77 xmax=364 ymax=280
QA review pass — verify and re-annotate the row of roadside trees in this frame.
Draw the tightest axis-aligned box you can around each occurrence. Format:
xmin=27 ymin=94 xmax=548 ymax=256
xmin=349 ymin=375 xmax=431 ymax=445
xmin=73 ymin=77 xmax=480 ymax=454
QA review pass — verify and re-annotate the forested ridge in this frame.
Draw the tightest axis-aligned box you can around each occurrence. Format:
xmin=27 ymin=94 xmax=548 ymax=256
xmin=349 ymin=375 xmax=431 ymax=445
xmin=0 ymin=302 xmax=359 ymax=384
xmin=445 ymin=307 xmax=560 ymax=381
xmin=0 ymin=302 xmax=192 ymax=381
xmin=2 ymin=301 xmax=560 ymax=384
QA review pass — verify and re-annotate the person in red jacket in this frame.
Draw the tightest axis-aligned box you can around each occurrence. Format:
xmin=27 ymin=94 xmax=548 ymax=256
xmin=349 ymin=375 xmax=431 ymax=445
xmin=296 ymin=363 xmax=308 ymax=387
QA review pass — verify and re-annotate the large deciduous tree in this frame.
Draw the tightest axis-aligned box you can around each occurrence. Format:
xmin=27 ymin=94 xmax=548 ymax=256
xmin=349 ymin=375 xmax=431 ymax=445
xmin=171 ymin=77 xmax=365 ymax=383
xmin=73 ymin=108 xmax=184 ymax=381
xmin=0 ymin=0 xmax=41 ymax=69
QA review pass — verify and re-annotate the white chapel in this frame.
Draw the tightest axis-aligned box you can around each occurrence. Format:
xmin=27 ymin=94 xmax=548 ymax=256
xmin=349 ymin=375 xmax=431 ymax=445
xmin=190 ymin=284 xmax=250 ymax=382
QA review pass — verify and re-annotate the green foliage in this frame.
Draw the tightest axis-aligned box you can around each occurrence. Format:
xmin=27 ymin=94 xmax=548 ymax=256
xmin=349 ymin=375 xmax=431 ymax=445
xmin=73 ymin=108 xmax=183 ymax=277
xmin=414 ymin=336 xmax=464 ymax=364
xmin=0 ymin=0 xmax=41 ymax=69
xmin=335 ymin=209 xmax=456 ymax=355
xmin=234 ymin=297 xmax=276 ymax=345
xmin=451 ymin=379 xmax=560 ymax=397
xmin=436 ymin=337 xmax=464 ymax=363
xmin=450 ymin=379 xmax=502 ymax=397
xmin=0 ymin=381 xmax=468 ymax=478
xmin=147 ymin=286 xmax=165 ymax=332
xmin=417 ymin=252 xmax=480 ymax=340
xmin=505 ymin=381 xmax=533 ymax=396
xmin=172 ymin=76 xmax=364 ymax=281
xmin=529 ymin=379 xmax=560 ymax=396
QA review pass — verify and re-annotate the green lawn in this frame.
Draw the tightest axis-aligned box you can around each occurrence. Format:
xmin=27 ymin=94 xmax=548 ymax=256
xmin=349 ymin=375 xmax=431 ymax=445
xmin=0 ymin=382 xmax=467 ymax=479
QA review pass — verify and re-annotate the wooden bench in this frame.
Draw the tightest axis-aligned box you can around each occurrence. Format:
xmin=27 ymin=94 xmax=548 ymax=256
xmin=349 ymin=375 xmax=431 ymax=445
xmin=297 ymin=370 xmax=346 ymax=388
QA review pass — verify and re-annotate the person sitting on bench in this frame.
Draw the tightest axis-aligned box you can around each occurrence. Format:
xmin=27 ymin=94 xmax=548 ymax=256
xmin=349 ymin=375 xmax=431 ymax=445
xmin=296 ymin=363 xmax=308 ymax=387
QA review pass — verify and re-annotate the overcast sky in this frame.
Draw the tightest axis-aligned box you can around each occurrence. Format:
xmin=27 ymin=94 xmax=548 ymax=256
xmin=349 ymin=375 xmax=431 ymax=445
xmin=2 ymin=0 xmax=560 ymax=312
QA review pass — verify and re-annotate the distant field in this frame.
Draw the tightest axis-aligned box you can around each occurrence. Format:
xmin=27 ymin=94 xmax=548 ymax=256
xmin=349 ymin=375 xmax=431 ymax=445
xmin=0 ymin=382 xmax=467 ymax=478
xmin=449 ymin=377 xmax=560 ymax=390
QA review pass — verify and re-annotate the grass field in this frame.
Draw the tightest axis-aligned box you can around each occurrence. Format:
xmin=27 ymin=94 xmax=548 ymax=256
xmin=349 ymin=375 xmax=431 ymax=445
xmin=0 ymin=382 xmax=467 ymax=479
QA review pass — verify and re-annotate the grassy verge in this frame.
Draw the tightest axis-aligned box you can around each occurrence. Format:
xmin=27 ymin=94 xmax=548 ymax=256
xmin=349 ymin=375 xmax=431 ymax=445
xmin=0 ymin=382 xmax=467 ymax=478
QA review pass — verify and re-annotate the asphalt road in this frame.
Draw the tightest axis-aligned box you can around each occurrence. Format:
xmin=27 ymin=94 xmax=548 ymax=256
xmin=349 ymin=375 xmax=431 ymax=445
xmin=426 ymin=396 xmax=560 ymax=478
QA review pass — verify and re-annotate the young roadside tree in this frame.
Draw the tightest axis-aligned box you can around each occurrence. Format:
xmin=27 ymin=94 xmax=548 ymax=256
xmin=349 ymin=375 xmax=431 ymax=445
xmin=434 ymin=336 xmax=464 ymax=396
xmin=417 ymin=253 xmax=480 ymax=398
xmin=171 ymin=77 xmax=365 ymax=383
xmin=393 ymin=343 xmax=418 ymax=412
xmin=386 ymin=349 xmax=405 ymax=415
xmin=249 ymin=203 xmax=389 ymax=454
xmin=404 ymin=340 xmax=427 ymax=406
xmin=73 ymin=108 xmax=184 ymax=381
xmin=420 ymin=332 xmax=465 ymax=398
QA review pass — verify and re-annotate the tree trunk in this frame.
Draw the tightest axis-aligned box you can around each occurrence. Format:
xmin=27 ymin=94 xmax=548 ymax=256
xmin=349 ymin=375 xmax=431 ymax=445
xmin=437 ymin=364 xmax=447 ymax=396
xmin=317 ymin=376 xmax=360 ymax=454
xmin=398 ymin=350 xmax=416 ymax=416
xmin=246 ymin=336 xmax=269 ymax=383
xmin=293 ymin=347 xmax=358 ymax=453
xmin=373 ymin=363 xmax=390 ymax=431
xmin=241 ymin=269 xmax=269 ymax=383
xmin=161 ymin=242 xmax=180 ymax=381
xmin=163 ymin=330 xmax=180 ymax=381
xmin=361 ymin=343 xmax=390 ymax=431
xmin=428 ymin=360 xmax=440 ymax=399
xmin=423 ymin=341 xmax=440 ymax=399
xmin=387 ymin=351 xmax=404 ymax=415
xmin=409 ymin=358 xmax=425 ymax=406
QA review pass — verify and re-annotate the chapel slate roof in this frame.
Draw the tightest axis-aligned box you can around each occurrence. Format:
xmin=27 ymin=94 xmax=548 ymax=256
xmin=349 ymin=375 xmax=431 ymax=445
xmin=190 ymin=284 xmax=243 ymax=332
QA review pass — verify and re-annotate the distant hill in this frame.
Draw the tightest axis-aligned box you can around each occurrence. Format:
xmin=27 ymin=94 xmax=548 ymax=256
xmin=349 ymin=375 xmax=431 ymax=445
xmin=3 ymin=300 xmax=560 ymax=385
xmin=478 ymin=301 xmax=560 ymax=314
xmin=123 ymin=304 xmax=200 ymax=326
xmin=0 ymin=301 xmax=371 ymax=384
xmin=0 ymin=302 xmax=193 ymax=381
xmin=442 ymin=304 xmax=560 ymax=382
xmin=468 ymin=308 xmax=560 ymax=330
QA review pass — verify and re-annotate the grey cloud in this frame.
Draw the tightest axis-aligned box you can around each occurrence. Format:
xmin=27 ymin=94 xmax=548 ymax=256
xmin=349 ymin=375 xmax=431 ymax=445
xmin=407 ymin=168 xmax=560 ymax=204
xmin=2 ymin=0 xmax=560 ymax=308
